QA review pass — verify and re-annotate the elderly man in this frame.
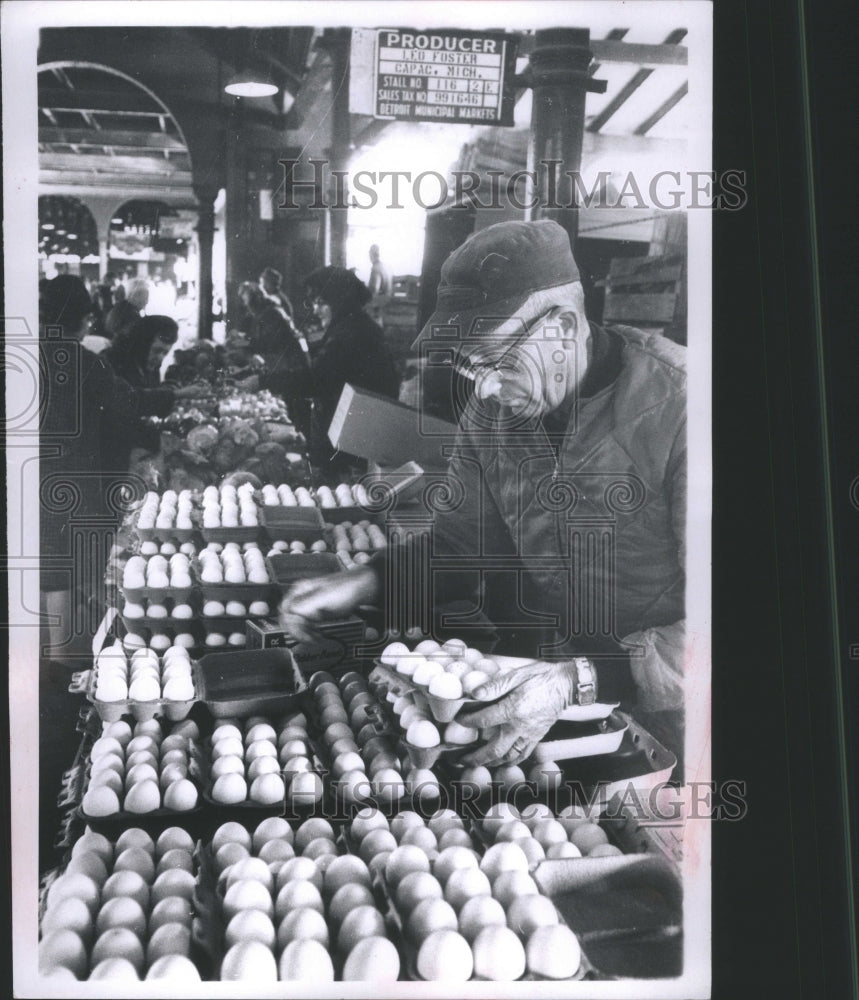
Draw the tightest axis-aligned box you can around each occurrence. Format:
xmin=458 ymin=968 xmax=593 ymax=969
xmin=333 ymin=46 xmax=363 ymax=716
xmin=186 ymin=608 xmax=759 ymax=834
xmin=282 ymin=220 xmax=686 ymax=764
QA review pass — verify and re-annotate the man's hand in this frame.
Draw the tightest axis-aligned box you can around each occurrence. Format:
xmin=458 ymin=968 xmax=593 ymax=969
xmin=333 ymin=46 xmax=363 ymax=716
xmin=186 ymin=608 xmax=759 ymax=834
xmin=234 ymin=375 xmax=260 ymax=392
xmin=278 ymin=566 xmax=380 ymax=643
xmin=456 ymin=660 xmax=578 ymax=766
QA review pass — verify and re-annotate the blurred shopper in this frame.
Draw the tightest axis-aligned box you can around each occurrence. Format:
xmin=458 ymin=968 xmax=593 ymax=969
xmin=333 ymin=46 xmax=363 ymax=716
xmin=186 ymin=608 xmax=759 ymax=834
xmin=303 ymin=266 xmax=400 ymax=477
xmin=259 ymin=266 xmax=295 ymax=318
xmin=105 ymin=277 xmax=149 ymax=339
xmin=238 ymin=281 xmax=310 ymax=434
xmin=367 ymin=243 xmax=393 ymax=326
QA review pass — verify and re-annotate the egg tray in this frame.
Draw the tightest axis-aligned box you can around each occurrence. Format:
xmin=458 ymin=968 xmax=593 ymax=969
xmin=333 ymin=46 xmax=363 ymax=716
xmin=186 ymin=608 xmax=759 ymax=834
xmin=372 ymin=866 xmax=599 ymax=983
xmin=195 ymin=724 xmax=328 ymax=821
xmin=59 ymin=712 xmax=209 ymax=835
xmin=69 ymin=662 xmax=201 ymax=724
xmin=370 ymin=656 xmax=620 ymax=728
xmin=38 ymin=834 xmax=213 ymax=981
xmin=191 ymin=829 xmax=360 ymax=981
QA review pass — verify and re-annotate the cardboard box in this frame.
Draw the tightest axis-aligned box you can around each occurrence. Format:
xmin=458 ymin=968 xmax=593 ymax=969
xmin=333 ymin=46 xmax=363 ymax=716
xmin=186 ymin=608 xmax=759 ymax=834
xmin=327 ymin=383 xmax=457 ymax=470
xmin=247 ymin=615 xmax=367 ymax=676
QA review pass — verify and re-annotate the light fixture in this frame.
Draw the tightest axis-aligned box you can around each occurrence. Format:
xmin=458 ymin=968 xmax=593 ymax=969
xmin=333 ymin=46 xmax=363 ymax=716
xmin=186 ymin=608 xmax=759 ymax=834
xmin=224 ymin=68 xmax=278 ymax=98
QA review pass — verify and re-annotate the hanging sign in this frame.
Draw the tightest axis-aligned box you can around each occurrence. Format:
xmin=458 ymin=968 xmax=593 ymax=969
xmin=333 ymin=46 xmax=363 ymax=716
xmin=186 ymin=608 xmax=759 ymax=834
xmin=350 ymin=28 xmax=519 ymax=125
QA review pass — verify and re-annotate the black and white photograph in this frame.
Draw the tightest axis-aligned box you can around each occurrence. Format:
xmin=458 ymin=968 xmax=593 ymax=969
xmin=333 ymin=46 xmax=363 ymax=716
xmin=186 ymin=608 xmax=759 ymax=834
xmin=6 ymin=1 xmax=715 ymax=995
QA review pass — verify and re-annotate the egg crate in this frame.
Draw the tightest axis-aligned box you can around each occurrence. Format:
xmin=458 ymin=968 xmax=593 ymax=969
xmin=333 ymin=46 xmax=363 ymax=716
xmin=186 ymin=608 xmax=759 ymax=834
xmin=192 ymin=829 xmax=356 ymax=981
xmin=260 ymin=504 xmax=326 ymax=543
xmin=372 ymin=867 xmax=599 ymax=983
xmin=266 ymin=551 xmax=344 ymax=587
xmin=196 ymin=734 xmax=328 ymax=821
xmin=320 ymin=504 xmax=384 ymax=527
xmin=535 ymin=851 xmax=682 ymax=980
xmin=66 ymin=719 xmax=208 ymax=835
xmin=69 ymin=661 xmax=201 ymax=725
xmin=38 ymin=833 xmax=211 ymax=981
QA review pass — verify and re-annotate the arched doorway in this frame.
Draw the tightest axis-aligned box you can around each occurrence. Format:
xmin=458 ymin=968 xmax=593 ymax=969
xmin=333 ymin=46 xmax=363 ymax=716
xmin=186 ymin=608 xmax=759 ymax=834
xmin=37 ymin=61 xmax=220 ymax=335
xmin=38 ymin=194 xmax=99 ymax=280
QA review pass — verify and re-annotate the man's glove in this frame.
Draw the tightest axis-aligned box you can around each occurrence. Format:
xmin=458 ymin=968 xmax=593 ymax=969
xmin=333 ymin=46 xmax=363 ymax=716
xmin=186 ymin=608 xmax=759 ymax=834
xmin=278 ymin=566 xmax=380 ymax=643
xmin=456 ymin=660 xmax=579 ymax=766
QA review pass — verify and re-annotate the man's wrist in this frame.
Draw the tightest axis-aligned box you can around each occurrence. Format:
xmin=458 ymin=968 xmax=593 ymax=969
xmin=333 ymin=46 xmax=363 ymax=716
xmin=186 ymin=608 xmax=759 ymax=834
xmin=568 ymin=657 xmax=597 ymax=706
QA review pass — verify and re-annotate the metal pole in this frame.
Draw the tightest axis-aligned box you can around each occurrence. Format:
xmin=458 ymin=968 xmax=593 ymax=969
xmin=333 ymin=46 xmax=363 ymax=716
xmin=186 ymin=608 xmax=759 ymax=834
xmin=526 ymin=28 xmax=595 ymax=247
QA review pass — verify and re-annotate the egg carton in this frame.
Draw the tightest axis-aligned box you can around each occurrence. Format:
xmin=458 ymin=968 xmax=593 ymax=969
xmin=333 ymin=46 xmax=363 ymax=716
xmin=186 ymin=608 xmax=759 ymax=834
xmin=121 ymin=582 xmax=197 ymax=604
xmin=260 ymin=504 xmax=326 ymax=543
xmin=199 ymin=615 xmax=256 ymax=637
xmin=201 ymin=524 xmax=264 ymax=545
xmin=534 ymin=851 xmax=682 ymax=979
xmin=136 ymin=523 xmax=199 ymax=544
xmin=198 ymin=580 xmax=279 ymax=604
xmin=372 ymin=866 xmax=598 ymax=982
xmin=69 ymin=662 xmax=201 ymax=724
xmin=266 ymin=552 xmax=344 ymax=587
xmin=194 ymin=647 xmax=307 ymax=719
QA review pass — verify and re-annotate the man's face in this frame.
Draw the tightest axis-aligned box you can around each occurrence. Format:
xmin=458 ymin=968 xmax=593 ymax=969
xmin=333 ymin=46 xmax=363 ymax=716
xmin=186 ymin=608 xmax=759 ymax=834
xmin=466 ymin=309 xmax=585 ymax=420
xmin=147 ymin=338 xmax=171 ymax=370
xmin=260 ymin=274 xmax=275 ymax=295
xmin=307 ymin=296 xmax=333 ymax=331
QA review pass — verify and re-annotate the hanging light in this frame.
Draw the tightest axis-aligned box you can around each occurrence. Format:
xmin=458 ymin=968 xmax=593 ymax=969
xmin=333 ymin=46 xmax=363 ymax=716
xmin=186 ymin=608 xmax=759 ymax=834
xmin=224 ymin=68 xmax=278 ymax=98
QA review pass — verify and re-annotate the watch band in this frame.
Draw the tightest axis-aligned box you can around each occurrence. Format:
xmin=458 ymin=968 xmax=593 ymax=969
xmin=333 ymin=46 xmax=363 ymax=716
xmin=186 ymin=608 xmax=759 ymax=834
xmin=573 ymin=657 xmax=597 ymax=706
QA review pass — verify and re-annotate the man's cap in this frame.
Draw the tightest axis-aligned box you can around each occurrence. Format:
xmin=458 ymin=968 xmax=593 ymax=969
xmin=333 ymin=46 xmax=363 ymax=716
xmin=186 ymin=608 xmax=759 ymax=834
xmin=413 ymin=220 xmax=580 ymax=354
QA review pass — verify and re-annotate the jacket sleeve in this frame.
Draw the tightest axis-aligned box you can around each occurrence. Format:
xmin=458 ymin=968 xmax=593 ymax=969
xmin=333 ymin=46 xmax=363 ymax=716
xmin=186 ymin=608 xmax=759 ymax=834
xmin=622 ymin=415 xmax=686 ymax=712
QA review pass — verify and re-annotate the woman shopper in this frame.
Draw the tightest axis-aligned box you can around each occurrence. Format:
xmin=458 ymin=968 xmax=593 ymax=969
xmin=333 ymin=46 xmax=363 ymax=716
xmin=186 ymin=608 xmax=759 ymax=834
xmin=302 ymin=267 xmax=400 ymax=479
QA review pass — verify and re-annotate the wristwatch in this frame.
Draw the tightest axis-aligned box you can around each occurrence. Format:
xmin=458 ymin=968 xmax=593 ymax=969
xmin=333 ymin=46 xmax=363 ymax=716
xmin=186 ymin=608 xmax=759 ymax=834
xmin=572 ymin=657 xmax=597 ymax=706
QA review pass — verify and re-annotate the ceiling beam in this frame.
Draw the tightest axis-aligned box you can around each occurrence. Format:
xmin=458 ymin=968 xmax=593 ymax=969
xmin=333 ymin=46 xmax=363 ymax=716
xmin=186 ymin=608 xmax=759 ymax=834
xmin=589 ymin=38 xmax=688 ymax=67
xmin=39 ymin=126 xmax=187 ymax=150
xmin=39 ymin=151 xmax=190 ymax=176
xmin=634 ymin=81 xmax=689 ymax=135
xmin=39 ymin=170 xmax=194 ymax=190
xmin=587 ymin=30 xmax=688 ymax=133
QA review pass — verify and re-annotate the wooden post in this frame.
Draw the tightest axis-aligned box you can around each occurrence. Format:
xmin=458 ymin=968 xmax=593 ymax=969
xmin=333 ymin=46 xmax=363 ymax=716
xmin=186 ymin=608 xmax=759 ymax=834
xmin=194 ymin=188 xmax=217 ymax=339
xmin=320 ymin=28 xmax=351 ymax=269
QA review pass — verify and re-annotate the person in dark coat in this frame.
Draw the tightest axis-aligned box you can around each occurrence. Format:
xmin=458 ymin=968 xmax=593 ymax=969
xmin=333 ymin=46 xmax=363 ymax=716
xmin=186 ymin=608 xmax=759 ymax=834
xmin=39 ymin=276 xmax=148 ymax=660
xmin=303 ymin=266 xmax=400 ymax=478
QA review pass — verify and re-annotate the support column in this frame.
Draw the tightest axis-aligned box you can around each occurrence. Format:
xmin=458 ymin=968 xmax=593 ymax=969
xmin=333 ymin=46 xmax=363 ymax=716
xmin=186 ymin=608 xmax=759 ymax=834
xmin=526 ymin=28 xmax=596 ymax=247
xmin=320 ymin=28 xmax=351 ymax=268
xmin=194 ymin=188 xmax=217 ymax=339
